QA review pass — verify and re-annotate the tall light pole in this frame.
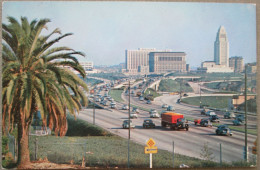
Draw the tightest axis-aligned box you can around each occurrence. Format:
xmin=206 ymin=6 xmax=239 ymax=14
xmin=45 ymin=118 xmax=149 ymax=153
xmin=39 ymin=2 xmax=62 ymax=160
xmin=93 ymin=89 xmax=96 ymax=125
xmin=199 ymin=80 xmax=202 ymax=108
xmin=127 ymin=79 xmax=131 ymax=168
xmin=244 ymin=65 xmax=248 ymax=162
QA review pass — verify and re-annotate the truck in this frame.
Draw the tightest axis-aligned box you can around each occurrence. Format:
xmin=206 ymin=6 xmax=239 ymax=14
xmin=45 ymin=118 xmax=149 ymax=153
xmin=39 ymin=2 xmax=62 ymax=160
xmin=161 ymin=112 xmax=189 ymax=130
xmin=136 ymin=91 xmax=142 ymax=97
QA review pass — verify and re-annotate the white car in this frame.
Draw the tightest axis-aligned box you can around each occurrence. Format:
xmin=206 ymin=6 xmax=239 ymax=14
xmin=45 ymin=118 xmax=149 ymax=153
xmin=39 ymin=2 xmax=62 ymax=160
xmin=130 ymin=112 xmax=138 ymax=119
xmin=110 ymin=102 xmax=116 ymax=109
xmin=122 ymin=104 xmax=129 ymax=110
xmin=150 ymin=112 xmax=160 ymax=118
xmin=206 ymin=111 xmax=216 ymax=116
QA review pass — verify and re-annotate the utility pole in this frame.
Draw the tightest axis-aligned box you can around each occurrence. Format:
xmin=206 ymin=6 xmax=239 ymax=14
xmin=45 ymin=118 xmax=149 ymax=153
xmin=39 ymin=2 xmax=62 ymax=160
xmin=179 ymin=79 xmax=182 ymax=101
xmin=128 ymin=79 xmax=131 ymax=168
xmin=93 ymin=89 xmax=96 ymax=125
xmin=244 ymin=65 xmax=248 ymax=162
xmin=199 ymin=80 xmax=202 ymax=108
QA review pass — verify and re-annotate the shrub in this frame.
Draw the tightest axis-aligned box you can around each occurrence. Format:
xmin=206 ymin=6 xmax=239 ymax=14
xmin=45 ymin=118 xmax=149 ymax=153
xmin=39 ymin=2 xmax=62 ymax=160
xmin=66 ymin=114 xmax=113 ymax=136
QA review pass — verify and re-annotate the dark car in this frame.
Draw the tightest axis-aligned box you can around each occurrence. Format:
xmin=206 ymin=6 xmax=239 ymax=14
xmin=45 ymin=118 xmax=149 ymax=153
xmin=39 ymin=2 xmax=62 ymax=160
xmin=167 ymin=105 xmax=175 ymax=111
xmin=146 ymin=100 xmax=152 ymax=104
xmin=209 ymin=115 xmax=220 ymax=122
xmin=143 ymin=119 xmax=155 ymax=128
xmin=216 ymin=125 xmax=232 ymax=136
xmin=200 ymin=119 xmax=212 ymax=127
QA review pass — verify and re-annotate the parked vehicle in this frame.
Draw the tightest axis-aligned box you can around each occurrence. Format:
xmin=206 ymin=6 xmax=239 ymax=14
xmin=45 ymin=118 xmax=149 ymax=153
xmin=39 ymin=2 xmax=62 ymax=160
xmin=130 ymin=112 xmax=138 ymax=119
xmin=161 ymin=112 xmax=189 ymax=130
xmin=122 ymin=104 xmax=129 ymax=110
xmin=143 ymin=119 xmax=155 ymax=128
xmin=167 ymin=105 xmax=175 ymax=111
xmin=162 ymin=104 xmax=168 ymax=108
xmin=131 ymin=90 xmax=135 ymax=94
xmin=122 ymin=120 xmax=135 ymax=129
xmin=209 ymin=115 xmax=220 ymax=122
xmin=194 ymin=118 xmax=212 ymax=127
xmin=224 ymin=111 xmax=236 ymax=119
xmin=216 ymin=125 xmax=232 ymax=136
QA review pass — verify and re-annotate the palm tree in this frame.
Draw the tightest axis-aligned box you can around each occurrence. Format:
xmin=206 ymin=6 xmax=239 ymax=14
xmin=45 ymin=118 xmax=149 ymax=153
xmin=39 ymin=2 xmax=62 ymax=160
xmin=2 ymin=16 xmax=88 ymax=165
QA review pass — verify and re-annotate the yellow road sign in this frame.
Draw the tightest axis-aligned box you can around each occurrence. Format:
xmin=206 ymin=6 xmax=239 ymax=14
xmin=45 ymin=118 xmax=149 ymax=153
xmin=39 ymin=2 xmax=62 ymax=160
xmin=145 ymin=146 xmax=158 ymax=154
xmin=146 ymin=138 xmax=156 ymax=148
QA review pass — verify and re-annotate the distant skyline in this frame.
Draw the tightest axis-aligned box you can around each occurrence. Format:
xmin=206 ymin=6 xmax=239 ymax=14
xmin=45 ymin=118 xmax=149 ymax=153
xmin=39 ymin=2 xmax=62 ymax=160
xmin=2 ymin=1 xmax=256 ymax=67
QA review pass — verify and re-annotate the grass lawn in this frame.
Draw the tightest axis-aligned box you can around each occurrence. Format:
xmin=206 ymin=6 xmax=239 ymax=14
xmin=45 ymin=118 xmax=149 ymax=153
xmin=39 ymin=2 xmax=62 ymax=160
xmin=29 ymin=135 xmax=225 ymax=168
xmin=109 ymin=89 xmax=124 ymax=102
xmin=159 ymin=79 xmax=193 ymax=92
xmin=144 ymin=88 xmax=162 ymax=100
xmin=181 ymin=96 xmax=232 ymax=109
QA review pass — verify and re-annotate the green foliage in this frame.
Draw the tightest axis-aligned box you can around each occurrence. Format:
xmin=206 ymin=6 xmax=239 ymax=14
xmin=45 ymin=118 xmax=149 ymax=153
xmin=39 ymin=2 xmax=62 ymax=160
xmin=200 ymin=142 xmax=214 ymax=161
xmin=144 ymin=88 xmax=162 ymax=100
xmin=2 ymin=152 xmax=16 ymax=168
xmin=84 ymin=78 xmax=103 ymax=86
xmin=89 ymin=73 xmax=126 ymax=80
xmin=181 ymin=96 xmax=232 ymax=109
xmin=159 ymin=79 xmax=193 ymax=92
xmin=2 ymin=135 xmax=9 ymax=155
xmin=108 ymin=89 xmax=124 ymax=102
xmin=66 ymin=114 xmax=113 ymax=136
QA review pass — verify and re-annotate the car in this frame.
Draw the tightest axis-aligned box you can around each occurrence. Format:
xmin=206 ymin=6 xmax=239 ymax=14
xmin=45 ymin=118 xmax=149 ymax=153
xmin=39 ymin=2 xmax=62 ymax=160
xmin=131 ymin=91 xmax=135 ymax=94
xmin=132 ymin=107 xmax=140 ymax=113
xmin=183 ymin=93 xmax=188 ymax=97
xmin=143 ymin=119 xmax=155 ymax=128
xmin=162 ymin=104 xmax=168 ymax=108
xmin=205 ymin=111 xmax=216 ymax=116
xmin=201 ymin=108 xmax=209 ymax=115
xmin=200 ymin=119 xmax=212 ymax=127
xmin=110 ymin=102 xmax=116 ymax=109
xmin=122 ymin=104 xmax=129 ymax=110
xmin=130 ymin=112 xmax=138 ymax=119
xmin=216 ymin=125 xmax=232 ymax=136
xmin=95 ymin=98 xmax=101 ymax=102
xmin=176 ymin=99 xmax=181 ymax=103
xmin=149 ymin=109 xmax=158 ymax=114
xmin=122 ymin=120 xmax=135 ymax=129
xmin=139 ymin=96 xmax=144 ymax=101
xmin=224 ymin=111 xmax=236 ymax=119
xmin=104 ymin=93 xmax=108 ymax=97
xmin=167 ymin=105 xmax=175 ymax=111
xmin=209 ymin=115 xmax=220 ymax=122
xmin=89 ymin=94 xmax=94 ymax=98
xmin=103 ymin=100 xmax=108 ymax=106
xmin=150 ymin=112 xmax=160 ymax=118
xmin=146 ymin=100 xmax=152 ymax=104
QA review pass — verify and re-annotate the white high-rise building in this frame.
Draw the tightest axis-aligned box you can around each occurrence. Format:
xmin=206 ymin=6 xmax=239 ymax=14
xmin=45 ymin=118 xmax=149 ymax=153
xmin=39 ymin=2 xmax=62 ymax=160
xmin=214 ymin=26 xmax=229 ymax=67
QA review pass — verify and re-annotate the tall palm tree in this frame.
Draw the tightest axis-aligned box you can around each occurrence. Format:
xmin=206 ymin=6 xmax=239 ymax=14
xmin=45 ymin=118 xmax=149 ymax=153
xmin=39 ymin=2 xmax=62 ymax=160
xmin=2 ymin=16 xmax=88 ymax=165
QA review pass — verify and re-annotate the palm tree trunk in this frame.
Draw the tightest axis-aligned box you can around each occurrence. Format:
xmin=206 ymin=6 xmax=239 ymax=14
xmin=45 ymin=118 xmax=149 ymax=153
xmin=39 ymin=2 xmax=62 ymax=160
xmin=17 ymin=122 xmax=30 ymax=165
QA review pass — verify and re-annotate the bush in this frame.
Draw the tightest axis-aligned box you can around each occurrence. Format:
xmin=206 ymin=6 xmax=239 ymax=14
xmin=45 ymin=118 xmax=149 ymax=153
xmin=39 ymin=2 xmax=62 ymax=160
xmin=66 ymin=114 xmax=113 ymax=136
xmin=2 ymin=152 xmax=16 ymax=168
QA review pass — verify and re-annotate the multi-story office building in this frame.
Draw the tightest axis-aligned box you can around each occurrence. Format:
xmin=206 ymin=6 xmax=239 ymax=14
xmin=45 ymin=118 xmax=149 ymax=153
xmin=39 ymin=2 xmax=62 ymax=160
xmin=80 ymin=61 xmax=94 ymax=71
xmin=229 ymin=56 xmax=244 ymax=73
xmin=214 ymin=26 xmax=229 ymax=67
xmin=125 ymin=48 xmax=171 ymax=74
xmin=149 ymin=52 xmax=186 ymax=73
xmin=125 ymin=48 xmax=156 ymax=74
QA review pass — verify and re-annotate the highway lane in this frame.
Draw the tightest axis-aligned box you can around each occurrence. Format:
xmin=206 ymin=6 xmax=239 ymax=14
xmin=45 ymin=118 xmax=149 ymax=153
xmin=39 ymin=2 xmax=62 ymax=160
xmin=78 ymin=107 xmax=256 ymax=163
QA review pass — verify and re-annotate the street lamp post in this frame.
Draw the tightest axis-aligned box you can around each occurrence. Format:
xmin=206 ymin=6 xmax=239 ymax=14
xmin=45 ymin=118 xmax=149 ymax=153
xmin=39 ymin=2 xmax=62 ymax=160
xmin=93 ymin=89 xmax=96 ymax=125
xmin=127 ymin=79 xmax=131 ymax=168
xmin=199 ymin=80 xmax=202 ymax=108
xmin=244 ymin=65 xmax=248 ymax=162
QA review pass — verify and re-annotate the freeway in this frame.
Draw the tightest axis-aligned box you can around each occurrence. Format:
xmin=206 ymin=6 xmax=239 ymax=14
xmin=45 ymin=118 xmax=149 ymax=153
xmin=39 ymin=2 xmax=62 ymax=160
xmin=83 ymin=78 xmax=257 ymax=163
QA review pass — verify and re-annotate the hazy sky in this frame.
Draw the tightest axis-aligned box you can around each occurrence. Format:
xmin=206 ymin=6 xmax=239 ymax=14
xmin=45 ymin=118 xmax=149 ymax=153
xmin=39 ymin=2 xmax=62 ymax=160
xmin=2 ymin=1 xmax=256 ymax=67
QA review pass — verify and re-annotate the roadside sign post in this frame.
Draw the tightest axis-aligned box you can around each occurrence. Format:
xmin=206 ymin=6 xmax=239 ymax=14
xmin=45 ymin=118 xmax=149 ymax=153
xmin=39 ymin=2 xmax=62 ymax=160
xmin=172 ymin=141 xmax=175 ymax=168
xmin=144 ymin=138 xmax=158 ymax=168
